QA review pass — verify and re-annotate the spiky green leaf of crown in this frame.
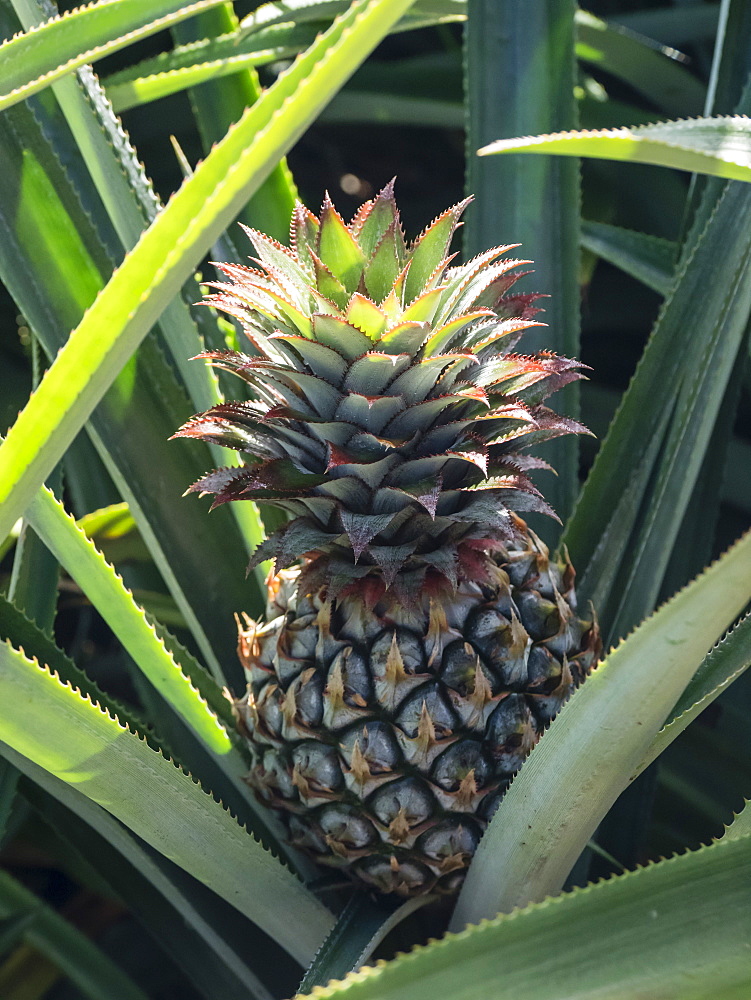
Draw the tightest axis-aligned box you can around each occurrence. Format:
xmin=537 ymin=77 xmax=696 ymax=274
xmin=175 ymin=182 xmax=589 ymax=604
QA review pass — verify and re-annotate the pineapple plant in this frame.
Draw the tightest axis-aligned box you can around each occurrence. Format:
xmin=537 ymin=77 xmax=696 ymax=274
xmin=175 ymin=183 xmax=601 ymax=896
xmin=3 ymin=2 xmax=751 ymax=995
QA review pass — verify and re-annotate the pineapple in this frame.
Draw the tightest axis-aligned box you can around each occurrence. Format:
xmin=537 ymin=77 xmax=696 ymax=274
xmin=175 ymin=182 xmax=600 ymax=897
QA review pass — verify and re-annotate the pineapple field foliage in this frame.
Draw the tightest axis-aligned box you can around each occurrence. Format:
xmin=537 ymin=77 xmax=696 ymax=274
xmin=0 ymin=0 xmax=749 ymax=997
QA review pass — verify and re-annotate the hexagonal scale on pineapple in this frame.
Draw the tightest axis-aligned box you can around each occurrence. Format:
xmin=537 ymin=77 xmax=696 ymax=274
xmin=339 ymin=720 xmax=402 ymax=775
xmin=513 ymin=589 xmax=563 ymax=641
xmin=440 ymin=639 xmax=497 ymax=696
xmin=369 ymin=776 xmax=436 ymax=845
xmin=253 ymin=747 xmax=297 ymax=803
xmin=466 ymin=606 xmax=532 ymax=688
xmin=355 ymin=855 xmax=434 ymax=896
xmin=253 ymin=681 xmax=285 ymax=743
xmin=525 ymin=649 xmax=574 ymax=727
xmin=281 ymin=668 xmax=324 ymax=737
xmin=542 ymin=589 xmax=587 ymax=659
xmin=291 ymin=741 xmax=345 ymax=804
xmin=431 ymin=739 xmax=492 ymax=793
xmin=425 ymin=598 xmax=461 ymax=667
xmin=287 ymin=812 xmax=327 ymax=854
xmin=322 ymin=648 xmax=373 ymax=730
xmin=316 ymin=803 xmax=379 ymax=858
xmin=416 ymin=817 xmax=482 ymax=871
xmin=394 ymin=685 xmax=457 ymax=765
xmin=439 ymin=644 xmax=499 ymax=732
xmin=237 ymin=615 xmax=278 ymax=688
xmin=369 ymin=631 xmax=429 ymax=710
xmin=274 ymin=613 xmax=318 ymax=685
xmin=484 ymin=694 xmax=538 ymax=776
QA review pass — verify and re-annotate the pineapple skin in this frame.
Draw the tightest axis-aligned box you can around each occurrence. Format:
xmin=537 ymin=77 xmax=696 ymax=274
xmin=236 ymin=522 xmax=599 ymax=897
xmin=174 ymin=183 xmax=603 ymax=896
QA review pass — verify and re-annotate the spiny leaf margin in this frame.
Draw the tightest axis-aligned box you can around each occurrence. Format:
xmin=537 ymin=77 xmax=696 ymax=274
xmin=0 ymin=639 xmax=334 ymax=965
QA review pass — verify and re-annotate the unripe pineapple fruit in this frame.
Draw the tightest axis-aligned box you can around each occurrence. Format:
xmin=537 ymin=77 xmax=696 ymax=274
xmin=176 ymin=182 xmax=600 ymax=897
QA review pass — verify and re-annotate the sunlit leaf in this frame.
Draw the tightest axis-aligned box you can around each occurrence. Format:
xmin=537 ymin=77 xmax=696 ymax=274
xmin=480 ymin=116 xmax=751 ymax=182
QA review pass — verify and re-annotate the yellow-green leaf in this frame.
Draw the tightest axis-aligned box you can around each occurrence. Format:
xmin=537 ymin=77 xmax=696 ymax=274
xmin=480 ymin=116 xmax=751 ymax=182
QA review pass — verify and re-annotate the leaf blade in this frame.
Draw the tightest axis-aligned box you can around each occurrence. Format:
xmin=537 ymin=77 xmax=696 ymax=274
xmin=0 ymin=642 xmax=334 ymax=966
xmin=0 ymin=869 xmax=150 ymax=1000
xmin=0 ymin=0 xmax=226 ymax=111
xmin=303 ymin=835 xmax=751 ymax=1000
xmin=480 ymin=116 xmax=751 ymax=182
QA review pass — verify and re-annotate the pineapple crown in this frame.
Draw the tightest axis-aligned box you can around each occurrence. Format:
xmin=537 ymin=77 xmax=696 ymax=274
xmin=175 ymin=181 xmax=589 ymax=606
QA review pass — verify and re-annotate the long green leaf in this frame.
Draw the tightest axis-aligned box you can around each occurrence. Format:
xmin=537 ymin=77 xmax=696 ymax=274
xmin=0 ymin=0 xmax=417 ymax=543
xmin=639 ymin=611 xmax=751 ymax=773
xmin=0 ymin=68 xmax=256 ymax=677
xmin=480 ymin=116 xmax=751 ymax=181
xmin=0 ymin=641 xmax=334 ymax=965
xmin=18 ymin=480 xmax=304 ymax=868
xmin=299 ymin=895 xmax=433 ymax=993
xmin=606 ymin=253 xmax=751 ymax=639
xmin=13 ymin=757 xmax=275 ymax=1000
xmin=613 ymin=5 xmax=719 ymax=46
xmin=305 ymin=834 xmax=751 ymax=1000
xmin=575 ymin=402 xmax=673 ymax=620
xmin=575 ymin=9 xmax=705 ymax=117
xmin=580 ymin=219 xmax=677 ymax=295
xmin=0 ymin=590 xmax=151 ymax=740
xmin=0 ymin=870 xmax=149 ymax=1000
xmin=705 ymin=0 xmax=751 ymax=124
xmin=104 ymin=22 xmax=325 ymax=111
xmin=451 ymin=528 xmax=751 ymax=926
xmin=24 ymin=484 xmax=232 ymax=757
xmin=564 ymin=175 xmax=751 ymax=591
xmin=105 ymin=0 xmax=463 ymax=112
xmin=241 ymin=0 xmax=460 ymax=31
xmin=0 ymin=0 xmax=225 ymax=111
xmin=170 ymin=3 xmax=298 ymax=244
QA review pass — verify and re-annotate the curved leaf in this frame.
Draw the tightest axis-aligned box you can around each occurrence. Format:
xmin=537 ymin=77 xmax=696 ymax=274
xmin=0 ymin=0 xmax=225 ymax=111
xmin=0 ymin=641 xmax=333 ymax=965
xmin=479 ymin=116 xmax=751 ymax=182
xmin=0 ymin=590 xmax=151 ymax=740
xmin=575 ymin=9 xmax=705 ymax=117
xmin=25 ymin=484 xmax=232 ymax=758
xmin=0 ymin=870 xmax=149 ymax=1000
xmin=106 ymin=0 xmax=464 ymax=112
xmin=11 ymin=751 xmax=274 ymax=1000
xmin=564 ymin=169 xmax=751 ymax=613
xmin=580 ymin=220 xmax=677 ymax=295
xmin=299 ymin=894 xmax=434 ymax=993
xmin=305 ymin=834 xmax=751 ymax=1000
xmin=638 ymin=611 xmax=751 ymax=774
